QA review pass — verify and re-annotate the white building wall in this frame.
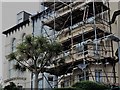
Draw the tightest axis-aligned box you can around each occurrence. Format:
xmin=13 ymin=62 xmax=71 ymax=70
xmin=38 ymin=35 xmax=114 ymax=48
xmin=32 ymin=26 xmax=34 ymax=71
xmin=109 ymin=2 xmax=120 ymax=85
xmin=2 ymin=17 xmax=55 ymax=88
xmin=2 ymin=22 xmax=33 ymax=88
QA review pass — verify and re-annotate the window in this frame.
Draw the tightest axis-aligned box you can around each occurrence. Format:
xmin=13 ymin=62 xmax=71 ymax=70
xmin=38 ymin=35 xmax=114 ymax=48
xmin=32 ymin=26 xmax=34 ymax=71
xmin=75 ymin=43 xmax=88 ymax=55
xmin=64 ymin=80 xmax=69 ymax=87
xmin=48 ymin=76 xmax=53 ymax=81
xmin=61 ymin=80 xmax=70 ymax=87
xmin=22 ymin=33 xmax=26 ymax=42
xmin=17 ymin=12 xmax=23 ymax=24
xmin=93 ymin=43 xmax=100 ymax=55
xmin=18 ymin=18 xmax=22 ymax=23
xmin=76 ymin=43 xmax=81 ymax=52
xmin=95 ymin=11 xmax=108 ymax=24
xmin=105 ymin=39 xmax=111 ymax=47
xmin=12 ymin=38 xmax=16 ymax=52
xmin=78 ymin=71 xmax=89 ymax=81
xmin=95 ymin=69 xmax=102 ymax=82
xmin=38 ymin=79 xmax=43 ymax=89
xmin=78 ymin=74 xmax=84 ymax=81
xmin=99 ymin=40 xmax=105 ymax=55
xmin=9 ymin=69 xmax=17 ymax=78
xmin=64 ymin=51 xmax=70 ymax=57
xmin=9 ymin=38 xmax=17 ymax=78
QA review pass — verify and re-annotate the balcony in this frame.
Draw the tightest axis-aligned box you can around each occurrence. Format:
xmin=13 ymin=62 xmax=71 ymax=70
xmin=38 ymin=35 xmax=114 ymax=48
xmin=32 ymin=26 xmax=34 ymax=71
xmin=60 ymin=26 xmax=110 ymax=51
xmin=62 ymin=41 xmax=112 ymax=63
xmin=59 ymin=68 xmax=119 ymax=87
xmin=45 ymin=39 xmax=115 ymax=76
xmin=45 ymin=48 xmax=114 ymax=76
xmin=43 ymin=1 xmax=109 ymax=31
xmin=58 ymin=24 xmax=109 ymax=43
xmin=41 ymin=2 xmax=71 ymax=11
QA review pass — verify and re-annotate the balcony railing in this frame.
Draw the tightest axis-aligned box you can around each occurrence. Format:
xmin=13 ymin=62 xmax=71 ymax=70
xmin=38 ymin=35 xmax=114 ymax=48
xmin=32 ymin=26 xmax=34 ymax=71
xmin=42 ymin=1 xmax=109 ymax=30
xmin=58 ymin=24 xmax=108 ymax=42
xmin=59 ymin=70 xmax=119 ymax=88
xmin=57 ymin=42 xmax=112 ymax=64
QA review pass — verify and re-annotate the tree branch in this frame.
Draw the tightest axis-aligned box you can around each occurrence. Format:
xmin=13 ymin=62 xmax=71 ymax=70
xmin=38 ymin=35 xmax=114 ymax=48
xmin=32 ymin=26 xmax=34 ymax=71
xmin=15 ymin=58 xmax=33 ymax=72
xmin=37 ymin=52 xmax=48 ymax=73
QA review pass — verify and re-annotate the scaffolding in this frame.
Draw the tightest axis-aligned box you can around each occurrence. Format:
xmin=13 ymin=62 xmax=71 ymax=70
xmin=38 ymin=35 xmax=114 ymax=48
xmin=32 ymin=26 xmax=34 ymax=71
xmin=32 ymin=0 xmax=119 ymax=88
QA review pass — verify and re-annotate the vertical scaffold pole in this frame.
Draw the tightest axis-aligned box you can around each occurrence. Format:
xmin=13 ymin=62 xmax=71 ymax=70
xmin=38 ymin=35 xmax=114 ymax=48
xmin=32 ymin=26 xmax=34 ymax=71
xmin=53 ymin=0 xmax=56 ymax=41
xmin=93 ymin=0 xmax=98 ymax=58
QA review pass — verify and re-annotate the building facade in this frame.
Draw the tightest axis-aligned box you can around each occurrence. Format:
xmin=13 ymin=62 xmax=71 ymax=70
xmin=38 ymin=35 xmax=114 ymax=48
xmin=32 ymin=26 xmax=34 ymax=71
xmin=2 ymin=0 xmax=120 ymax=89
xmin=39 ymin=1 xmax=120 ymax=87
xmin=2 ymin=11 xmax=33 ymax=87
xmin=2 ymin=9 xmax=57 ymax=88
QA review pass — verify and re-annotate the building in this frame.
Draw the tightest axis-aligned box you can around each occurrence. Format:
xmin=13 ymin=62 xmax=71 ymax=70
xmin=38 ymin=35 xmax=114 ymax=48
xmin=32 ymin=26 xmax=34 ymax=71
xmin=110 ymin=1 xmax=120 ymax=85
xmin=2 ymin=9 xmax=57 ymax=88
xmin=2 ymin=11 xmax=33 ymax=88
xmin=2 ymin=0 xmax=120 ymax=89
xmin=17 ymin=11 xmax=31 ymax=24
xmin=39 ymin=0 xmax=120 ymax=87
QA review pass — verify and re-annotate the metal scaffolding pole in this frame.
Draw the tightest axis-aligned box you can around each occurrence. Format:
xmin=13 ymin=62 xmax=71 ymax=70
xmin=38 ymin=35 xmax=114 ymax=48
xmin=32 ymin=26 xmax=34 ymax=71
xmin=40 ymin=0 xmax=116 ymax=87
xmin=82 ymin=4 xmax=88 ymax=81
xmin=93 ymin=0 xmax=98 ymax=58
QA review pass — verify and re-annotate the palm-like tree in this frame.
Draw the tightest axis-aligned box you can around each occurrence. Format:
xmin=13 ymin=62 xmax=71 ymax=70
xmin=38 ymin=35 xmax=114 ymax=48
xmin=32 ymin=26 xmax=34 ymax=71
xmin=7 ymin=35 xmax=63 ymax=90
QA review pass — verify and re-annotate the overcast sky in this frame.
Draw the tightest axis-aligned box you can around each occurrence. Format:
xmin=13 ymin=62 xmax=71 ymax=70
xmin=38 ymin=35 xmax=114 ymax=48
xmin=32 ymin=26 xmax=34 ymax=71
xmin=1 ymin=1 xmax=40 ymax=83
xmin=2 ymin=2 xmax=40 ymax=30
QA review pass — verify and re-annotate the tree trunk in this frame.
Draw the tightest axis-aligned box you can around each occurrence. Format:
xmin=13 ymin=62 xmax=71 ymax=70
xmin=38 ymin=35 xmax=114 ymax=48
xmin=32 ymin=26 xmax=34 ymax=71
xmin=113 ymin=63 xmax=116 ymax=84
xmin=53 ymin=75 xmax=58 ymax=88
xmin=34 ymin=73 xmax=39 ymax=90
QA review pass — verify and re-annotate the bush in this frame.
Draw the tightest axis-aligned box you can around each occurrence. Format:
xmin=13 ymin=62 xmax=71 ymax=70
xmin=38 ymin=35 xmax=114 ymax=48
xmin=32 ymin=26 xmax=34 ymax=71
xmin=53 ymin=87 xmax=80 ymax=90
xmin=111 ymin=85 xmax=120 ymax=90
xmin=72 ymin=81 xmax=110 ymax=90
xmin=4 ymin=82 xmax=23 ymax=90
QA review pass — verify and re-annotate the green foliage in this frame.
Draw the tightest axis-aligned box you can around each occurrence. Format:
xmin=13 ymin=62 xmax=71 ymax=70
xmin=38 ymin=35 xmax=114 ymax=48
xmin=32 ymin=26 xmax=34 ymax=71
xmin=6 ymin=35 xmax=63 ymax=89
xmin=110 ymin=85 xmax=120 ymax=90
xmin=4 ymin=82 xmax=22 ymax=90
xmin=7 ymin=52 xmax=16 ymax=61
xmin=0 ymin=84 xmax=2 ymax=90
xmin=56 ymin=81 xmax=120 ymax=90
xmin=53 ymin=81 xmax=110 ymax=90
xmin=53 ymin=87 xmax=79 ymax=90
xmin=14 ymin=63 xmax=26 ymax=72
xmin=72 ymin=81 xmax=110 ymax=90
xmin=7 ymin=35 xmax=63 ymax=72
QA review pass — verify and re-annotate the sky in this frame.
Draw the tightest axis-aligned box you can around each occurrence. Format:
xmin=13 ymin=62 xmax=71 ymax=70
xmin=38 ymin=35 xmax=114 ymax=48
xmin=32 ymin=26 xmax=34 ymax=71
xmin=2 ymin=2 xmax=40 ymax=30
xmin=1 ymin=1 xmax=40 ymax=83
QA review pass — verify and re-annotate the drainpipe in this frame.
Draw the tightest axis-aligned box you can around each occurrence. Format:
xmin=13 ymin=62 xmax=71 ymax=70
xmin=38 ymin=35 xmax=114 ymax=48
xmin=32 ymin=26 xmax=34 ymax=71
xmin=31 ymin=72 xmax=33 ymax=90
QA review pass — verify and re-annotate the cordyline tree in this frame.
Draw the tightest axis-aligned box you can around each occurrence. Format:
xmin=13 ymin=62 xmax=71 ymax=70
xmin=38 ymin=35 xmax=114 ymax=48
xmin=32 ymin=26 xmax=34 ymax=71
xmin=7 ymin=35 xmax=63 ymax=90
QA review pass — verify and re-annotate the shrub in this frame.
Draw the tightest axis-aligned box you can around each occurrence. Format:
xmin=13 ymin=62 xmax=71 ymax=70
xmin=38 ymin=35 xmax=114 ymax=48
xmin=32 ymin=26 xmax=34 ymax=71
xmin=53 ymin=87 xmax=80 ymax=90
xmin=72 ymin=81 xmax=110 ymax=90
